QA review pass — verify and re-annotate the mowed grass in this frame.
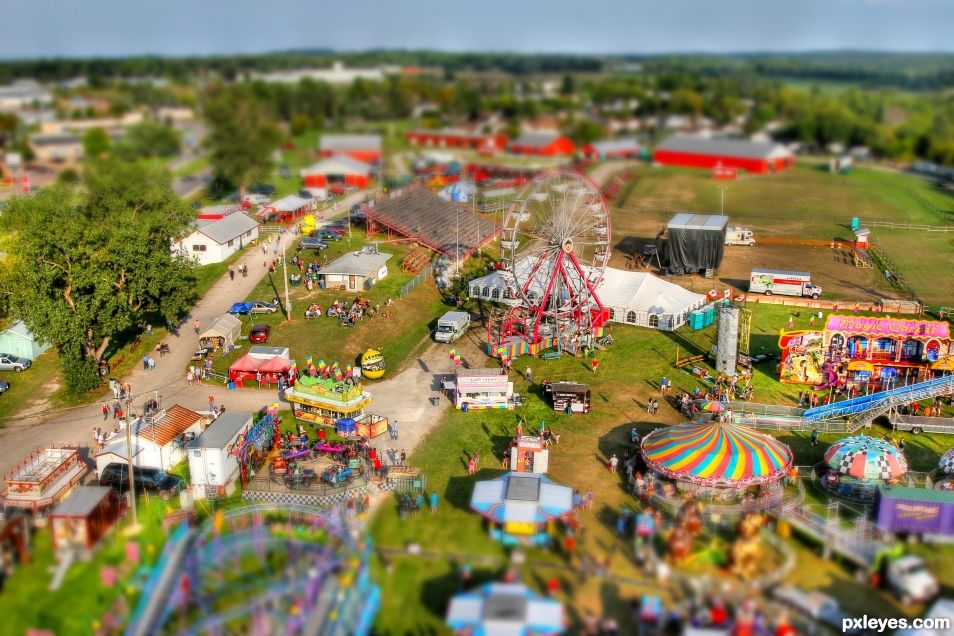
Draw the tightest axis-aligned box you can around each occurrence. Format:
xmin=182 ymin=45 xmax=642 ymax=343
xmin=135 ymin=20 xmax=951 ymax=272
xmin=370 ymin=301 xmax=954 ymax=632
xmin=616 ymin=163 xmax=954 ymax=306
xmin=204 ymin=228 xmax=448 ymax=380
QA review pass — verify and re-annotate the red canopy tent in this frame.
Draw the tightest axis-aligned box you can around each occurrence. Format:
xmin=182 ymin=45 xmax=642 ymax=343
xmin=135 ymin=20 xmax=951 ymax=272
xmin=258 ymin=356 xmax=292 ymax=384
xmin=228 ymin=354 xmax=266 ymax=386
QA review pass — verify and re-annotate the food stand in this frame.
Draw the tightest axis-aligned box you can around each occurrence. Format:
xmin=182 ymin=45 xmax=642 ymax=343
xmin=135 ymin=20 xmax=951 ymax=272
xmin=548 ymin=381 xmax=590 ymax=414
xmin=454 ymin=368 xmax=514 ymax=411
xmin=284 ymin=377 xmax=372 ymax=426
xmin=470 ymin=472 xmax=573 ymax=546
xmin=1 ymin=446 xmax=88 ymax=513
xmin=509 ymin=436 xmax=549 ymax=474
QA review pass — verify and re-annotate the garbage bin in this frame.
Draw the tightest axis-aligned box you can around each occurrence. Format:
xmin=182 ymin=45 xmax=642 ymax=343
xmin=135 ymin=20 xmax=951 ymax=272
xmin=430 ymin=397 xmax=440 ymax=406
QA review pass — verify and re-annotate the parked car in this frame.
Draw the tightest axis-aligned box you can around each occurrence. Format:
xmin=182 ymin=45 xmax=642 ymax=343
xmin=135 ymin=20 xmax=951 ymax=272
xmin=297 ymin=189 xmax=314 ymax=199
xmin=244 ymin=193 xmax=270 ymax=206
xmin=98 ymin=463 xmax=185 ymax=500
xmin=229 ymin=301 xmax=279 ymax=315
xmin=0 ymin=380 xmax=10 ymax=394
xmin=312 ymin=230 xmax=342 ymax=241
xmin=300 ymin=237 xmax=327 ymax=250
xmin=250 ymin=183 xmax=276 ymax=195
xmin=249 ymin=324 xmax=271 ymax=344
xmin=0 ymin=354 xmax=31 ymax=372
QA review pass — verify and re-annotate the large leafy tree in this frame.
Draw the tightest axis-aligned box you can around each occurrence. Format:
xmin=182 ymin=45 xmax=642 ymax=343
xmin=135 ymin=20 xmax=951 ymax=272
xmin=82 ymin=126 xmax=111 ymax=157
xmin=114 ymin=120 xmax=181 ymax=160
xmin=203 ymin=84 xmax=282 ymax=198
xmin=0 ymin=160 xmax=195 ymax=393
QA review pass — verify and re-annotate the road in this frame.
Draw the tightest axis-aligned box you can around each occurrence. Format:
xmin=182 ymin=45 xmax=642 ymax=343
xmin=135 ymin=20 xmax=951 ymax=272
xmin=173 ymin=166 xmax=213 ymax=199
xmin=0 ymin=189 xmax=372 ymax=486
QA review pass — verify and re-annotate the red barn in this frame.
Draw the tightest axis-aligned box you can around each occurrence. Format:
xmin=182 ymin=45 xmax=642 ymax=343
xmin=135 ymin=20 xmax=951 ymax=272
xmin=318 ymin=134 xmax=381 ymax=164
xmin=509 ymin=132 xmax=575 ymax=156
xmin=654 ymin=136 xmax=795 ymax=174
xmin=300 ymin=156 xmax=373 ymax=188
xmin=406 ymin=128 xmax=509 ymax=153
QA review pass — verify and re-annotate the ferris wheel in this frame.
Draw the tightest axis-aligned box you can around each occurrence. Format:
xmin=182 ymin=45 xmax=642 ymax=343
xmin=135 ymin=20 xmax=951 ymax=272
xmin=497 ymin=170 xmax=611 ymax=350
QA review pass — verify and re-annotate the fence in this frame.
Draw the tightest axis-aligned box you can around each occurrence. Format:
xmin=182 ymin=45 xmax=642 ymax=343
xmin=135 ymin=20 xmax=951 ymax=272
xmin=399 ymin=261 xmax=435 ymax=298
xmin=742 ymin=295 xmax=922 ymax=314
xmin=861 ymin=220 xmax=954 ymax=232
xmin=387 ymin=473 xmax=427 ymax=494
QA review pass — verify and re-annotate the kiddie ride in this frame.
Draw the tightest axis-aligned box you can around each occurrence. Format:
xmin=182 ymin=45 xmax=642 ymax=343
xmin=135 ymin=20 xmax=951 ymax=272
xmin=322 ymin=465 xmax=355 ymax=486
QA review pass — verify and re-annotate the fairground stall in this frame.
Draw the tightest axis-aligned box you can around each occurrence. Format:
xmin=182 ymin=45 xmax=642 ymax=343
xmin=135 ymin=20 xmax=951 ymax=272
xmin=639 ymin=422 xmax=794 ymax=510
xmin=284 ymin=376 xmax=373 ymax=425
xmin=1 ymin=446 xmax=88 ymax=513
xmin=821 ymin=434 xmax=908 ymax=502
xmin=779 ymin=315 xmax=953 ymax=389
xmin=446 ymin=582 xmax=565 ymax=635
xmin=545 ymin=381 xmax=591 ymax=414
xmin=50 ymin=486 xmax=124 ymax=551
xmin=509 ymin=436 xmax=549 ymax=474
xmin=453 ymin=368 xmax=515 ymax=411
xmin=470 ymin=472 xmax=573 ymax=546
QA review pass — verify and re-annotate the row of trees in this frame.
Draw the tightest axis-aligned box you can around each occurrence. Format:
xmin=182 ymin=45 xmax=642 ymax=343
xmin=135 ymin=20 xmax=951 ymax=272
xmin=82 ymin=119 xmax=183 ymax=161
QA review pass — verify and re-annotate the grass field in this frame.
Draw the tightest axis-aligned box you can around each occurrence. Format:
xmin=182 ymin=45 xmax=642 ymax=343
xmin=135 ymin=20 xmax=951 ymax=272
xmin=201 ymin=228 xmax=450 ymax=382
xmin=369 ymin=301 xmax=954 ymax=632
xmin=615 ymin=163 xmax=954 ymax=307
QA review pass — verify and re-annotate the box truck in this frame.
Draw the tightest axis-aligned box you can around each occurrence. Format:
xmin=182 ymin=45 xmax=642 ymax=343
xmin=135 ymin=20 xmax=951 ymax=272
xmin=434 ymin=311 xmax=470 ymax=343
xmin=749 ymin=269 xmax=822 ymax=299
xmin=724 ymin=226 xmax=755 ymax=246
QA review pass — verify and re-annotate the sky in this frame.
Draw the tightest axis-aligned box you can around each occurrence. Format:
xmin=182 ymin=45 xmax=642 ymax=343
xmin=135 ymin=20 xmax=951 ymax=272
xmin=1 ymin=0 xmax=953 ymax=59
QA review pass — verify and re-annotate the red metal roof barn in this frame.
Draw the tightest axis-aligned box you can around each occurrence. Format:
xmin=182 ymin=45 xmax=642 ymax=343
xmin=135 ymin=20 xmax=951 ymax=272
xmin=654 ymin=136 xmax=795 ymax=173
xmin=406 ymin=128 xmax=509 ymax=153
xmin=509 ymin=132 xmax=575 ymax=156
xmin=300 ymin=156 xmax=373 ymax=188
xmin=318 ymin=134 xmax=382 ymax=164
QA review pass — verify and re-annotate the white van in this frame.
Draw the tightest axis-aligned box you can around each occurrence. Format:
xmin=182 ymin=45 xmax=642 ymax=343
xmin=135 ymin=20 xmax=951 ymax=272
xmin=434 ymin=311 xmax=470 ymax=343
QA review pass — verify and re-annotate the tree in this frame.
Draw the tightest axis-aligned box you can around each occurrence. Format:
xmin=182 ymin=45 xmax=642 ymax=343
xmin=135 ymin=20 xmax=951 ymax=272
xmin=0 ymin=160 xmax=195 ymax=393
xmin=560 ymin=74 xmax=576 ymax=96
xmin=203 ymin=85 xmax=282 ymax=198
xmin=82 ymin=127 xmax=110 ymax=157
xmin=565 ymin=119 xmax=604 ymax=146
xmin=115 ymin=120 xmax=181 ymax=160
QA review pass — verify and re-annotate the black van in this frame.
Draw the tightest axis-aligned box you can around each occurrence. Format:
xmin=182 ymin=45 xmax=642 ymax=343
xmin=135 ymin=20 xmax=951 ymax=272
xmin=98 ymin=463 xmax=185 ymax=500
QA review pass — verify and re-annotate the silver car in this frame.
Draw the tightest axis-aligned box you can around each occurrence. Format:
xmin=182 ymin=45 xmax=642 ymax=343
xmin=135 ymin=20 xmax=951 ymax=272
xmin=0 ymin=354 xmax=31 ymax=372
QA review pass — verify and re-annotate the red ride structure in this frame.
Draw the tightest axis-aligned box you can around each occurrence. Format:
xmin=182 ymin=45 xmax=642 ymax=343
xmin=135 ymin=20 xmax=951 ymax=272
xmin=490 ymin=170 xmax=611 ymax=357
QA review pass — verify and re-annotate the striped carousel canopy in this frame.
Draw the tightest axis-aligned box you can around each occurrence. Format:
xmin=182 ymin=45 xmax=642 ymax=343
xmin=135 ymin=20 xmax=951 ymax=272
xmin=641 ymin=422 xmax=793 ymax=487
xmin=824 ymin=435 xmax=908 ymax=481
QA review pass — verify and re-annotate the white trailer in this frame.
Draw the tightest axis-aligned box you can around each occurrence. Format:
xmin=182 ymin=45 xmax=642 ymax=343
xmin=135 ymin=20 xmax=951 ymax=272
xmin=749 ymin=269 xmax=822 ymax=299
xmin=724 ymin=226 xmax=755 ymax=246
xmin=434 ymin=311 xmax=470 ymax=343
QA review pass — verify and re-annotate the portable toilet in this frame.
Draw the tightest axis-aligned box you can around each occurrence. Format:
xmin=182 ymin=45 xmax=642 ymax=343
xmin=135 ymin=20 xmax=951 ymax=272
xmin=851 ymin=217 xmax=860 ymax=231
xmin=702 ymin=303 xmax=716 ymax=327
xmin=689 ymin=309 xmax=707 ymax=330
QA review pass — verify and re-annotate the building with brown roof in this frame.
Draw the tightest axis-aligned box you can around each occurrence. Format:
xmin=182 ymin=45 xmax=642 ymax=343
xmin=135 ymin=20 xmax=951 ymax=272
xmin=94 ymin=404 xmax=207 ymax=476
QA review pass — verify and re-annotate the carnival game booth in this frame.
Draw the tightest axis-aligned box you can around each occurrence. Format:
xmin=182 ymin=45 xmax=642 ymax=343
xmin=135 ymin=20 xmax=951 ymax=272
xmin=1 ymin=446 xmax=88 ymax=513
xmin=821 ymin=435 xmax=908 ymax=502
xmin=509 ymin=436 xmax=549 ymax=474
xmin=284 ymin=376 xmax=372 ymax=426
xmin=640 ymin=422 xmax=794 ymax=509
xmin=50 ymin=486 xmax=124 ymax=551
xmin=228 ymin=354 xmax=294 ymax=387
xmin=470 ymin=472 xmax=573 ymax=546
xmin=454 ymin=368 xmax=515 ymax=411
xmin=446 ymin=582 xmax=565 ymax=635
xmin=546 ymin=381 xmax=590 ymax=414
xmin=780 ymin=315 xmax=953 ymax=388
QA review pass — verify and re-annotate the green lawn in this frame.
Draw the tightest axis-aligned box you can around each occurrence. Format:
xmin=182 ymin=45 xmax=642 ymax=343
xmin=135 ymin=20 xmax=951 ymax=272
xmin=171 ymin=155 xmax=210 ymax=177
xmin=200 ymin=229 xmax=448 ymax=382
xmin=618 ymin=163 xmax=954 ymax=306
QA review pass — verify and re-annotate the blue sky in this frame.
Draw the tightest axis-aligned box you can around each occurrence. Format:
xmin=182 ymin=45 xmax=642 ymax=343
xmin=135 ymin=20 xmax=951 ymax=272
xmin=1 ymin=0 xmax=952 ymax=59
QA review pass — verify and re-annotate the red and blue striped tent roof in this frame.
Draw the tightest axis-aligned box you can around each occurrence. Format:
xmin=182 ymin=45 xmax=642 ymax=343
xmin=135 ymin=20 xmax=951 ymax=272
xmin=641 ymin=421 xmax=793 ymax=487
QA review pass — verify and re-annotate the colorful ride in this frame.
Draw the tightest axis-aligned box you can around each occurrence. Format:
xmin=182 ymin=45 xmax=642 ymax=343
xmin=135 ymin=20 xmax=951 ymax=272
xmin=360 ymin=349 xmax=385 ymax=380
xmin=270 ymin=456 xmax=290 ymax=475
xmin=283 ymin=467 xmax=317 ymax=487
xmin=314 ymin=441 xmax=347 ymax=456
xmin=322 ymin=465 xmax=354 ymax=485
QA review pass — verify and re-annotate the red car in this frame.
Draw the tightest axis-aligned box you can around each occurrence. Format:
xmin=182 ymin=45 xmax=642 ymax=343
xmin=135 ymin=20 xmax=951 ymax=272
xmin=249 ymin=324 xmax=271 ymax=344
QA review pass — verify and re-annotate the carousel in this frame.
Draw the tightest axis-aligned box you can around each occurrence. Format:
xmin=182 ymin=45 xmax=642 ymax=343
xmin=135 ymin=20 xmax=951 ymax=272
xmin=821 ymin=435 xmax=908 ymax=501
xmin=639 ymin=421 xmax=795 ymax=509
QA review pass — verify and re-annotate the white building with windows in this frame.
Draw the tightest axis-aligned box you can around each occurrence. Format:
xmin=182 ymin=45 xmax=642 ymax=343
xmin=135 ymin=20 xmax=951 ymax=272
xmin=172 ymin=213 xmax=259 ymax=266
xmin=468 ymin=259 xmax=706 ymax=331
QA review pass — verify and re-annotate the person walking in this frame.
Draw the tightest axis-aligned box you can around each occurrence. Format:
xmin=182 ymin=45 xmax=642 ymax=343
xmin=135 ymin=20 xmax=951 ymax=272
xmin=208 ymin=394 xmax=215 ymax=412
xmin=400 ymin=449 xmax=407 ymax=467
xmin=148 ymin=357 xmax=156 ymax=372
xmin=630 ymin=428 xmax=639 ymax=445
xmin=608 ymin=454 xmax=619 ymax=473
xmin=591 ymin=359 xmax=599 ymax=374
xmin=391 ymin=420 xmax=399 ymax=440
xmin=525 ymin=366 xmax=533 ymax=383
xmin=651 ymin=398 xmax=659 ymax=415
xmin=429 ymin=491 xmax=439 ymax=514
xmin=810 ymin=426 xmax=818 ymax=446
xmin=193 ymin=319 xmax=200 ymax=335
xmin=229 ymin=266 xmax=235 ymax=281
xmin=899 ymin=438 xmax=906 ymax=454
xmin=142 ymin=355 xmax=149 ymax=371
xmin=472 ymin=450 xmax=479 ymax=467
xmin=101 ymin=403 xmax=109 ymax=421
xmin=646 ymin=399 xmax=653 ymax=415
